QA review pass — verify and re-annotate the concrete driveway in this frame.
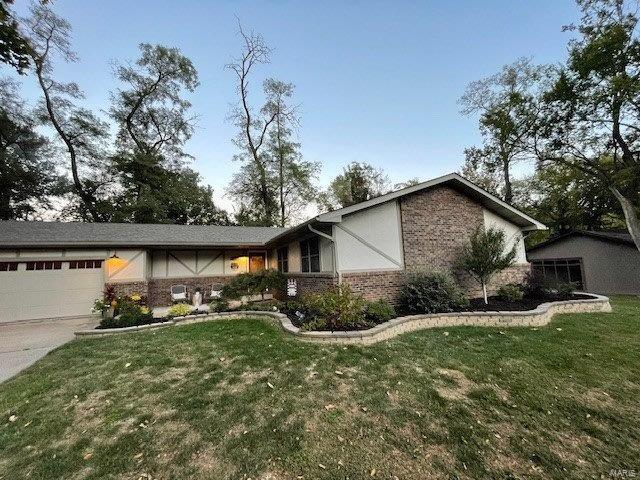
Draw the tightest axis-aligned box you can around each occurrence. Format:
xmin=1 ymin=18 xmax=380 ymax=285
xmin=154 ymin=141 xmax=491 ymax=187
xmin=0 ymin=316 xmax=99 ymax=383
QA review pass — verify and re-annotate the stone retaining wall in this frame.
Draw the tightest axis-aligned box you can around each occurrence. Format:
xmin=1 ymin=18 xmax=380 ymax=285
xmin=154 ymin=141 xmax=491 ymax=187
xmin=75 ymin=294 xmax=611 ymax=345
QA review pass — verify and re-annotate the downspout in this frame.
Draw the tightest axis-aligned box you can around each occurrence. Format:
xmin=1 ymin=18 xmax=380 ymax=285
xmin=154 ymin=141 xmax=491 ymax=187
xmin=307 ymin=224 xmax=341 ymax=285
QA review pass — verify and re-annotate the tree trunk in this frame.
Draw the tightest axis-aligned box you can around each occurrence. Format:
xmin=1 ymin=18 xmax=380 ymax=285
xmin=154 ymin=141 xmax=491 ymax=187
xmin=502 ymin=159 xmax=512 ymax=204
xmin=279 ymin=153 xmax=285 ymax=227
xmin=482 ymin=282 xmax=488 ymax=305
xmin=0 ymin=146 xmax=10 ymax=220
xmin=611 ymin=187 xmax=640 ymax=252
xmin=35 ymin=64 xmax=100 ymax=222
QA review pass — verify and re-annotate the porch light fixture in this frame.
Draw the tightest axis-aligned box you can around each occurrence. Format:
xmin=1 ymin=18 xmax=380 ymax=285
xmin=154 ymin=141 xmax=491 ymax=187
xmin=109 ymin=253 xmax=120 ymax=260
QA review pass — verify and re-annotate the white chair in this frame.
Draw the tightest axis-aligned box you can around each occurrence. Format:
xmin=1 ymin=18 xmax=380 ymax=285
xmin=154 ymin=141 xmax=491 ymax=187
xmin=209 ymin=283 xmax=223 ymax=300
xmin=170 ymin=285 xmax=188 ymax=303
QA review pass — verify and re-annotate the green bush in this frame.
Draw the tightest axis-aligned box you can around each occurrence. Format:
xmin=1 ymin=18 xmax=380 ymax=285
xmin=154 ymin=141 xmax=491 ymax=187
xmin=398 ymin=272 xmax=469 ymax=314
xmin=221 ymin=269 xmax=286 ymax=300
xmin=556 ymin=281 xmax=579 ymax=297
xmin=99 ymin=296 xmax=154 ymax=329
xmin=168 ymin=303 xmax=193 ymax=318
xmin=209 ymin=298 xmax=231 ymax=312
xmin=302 ymin=285 xmax=368 ymax=331
xmin=522 ymin=271 xmax=552 ymax=298
xmin=364 ymin=299 xmax=396 ymax=324
xmin=496 ymin=284 xmax=524 ymax=302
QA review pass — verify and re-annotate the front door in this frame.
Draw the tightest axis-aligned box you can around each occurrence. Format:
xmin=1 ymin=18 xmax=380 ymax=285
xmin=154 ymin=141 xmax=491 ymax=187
xmin=249 ymin=252 xmax=266 ymax=272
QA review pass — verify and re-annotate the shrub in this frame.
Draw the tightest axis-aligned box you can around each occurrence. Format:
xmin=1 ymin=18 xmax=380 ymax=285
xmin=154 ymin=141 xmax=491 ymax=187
xmin=99 ymin=296 xmax=153 ymax=329
xmin=398 ymin=272 xmax=469 ymax=314
xmin=168 ymin=303 xmax=193 ymax=318
xmin=364 ymin=299 xmax=396 ymax=324
xmin=556 ymin=281 xmax=578 ymax=297
xmin=209 ymin=298 xmax=231 ymax=312
xmin=458 ymin=226 xmax=518 ymax=304
xmin=221 ymin=269 xmax=286 ymax=300
xmin=522 ymin=271 xmax=552 ymax=298
xmin=302 ymin=285 xmax=367 ymax=331
xmin=496 ymin=284 xmax=524 ymax=302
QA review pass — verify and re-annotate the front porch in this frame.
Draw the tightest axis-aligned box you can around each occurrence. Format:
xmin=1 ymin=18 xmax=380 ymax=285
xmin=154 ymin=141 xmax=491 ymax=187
xmin=107 ymin=248 xmax=273 ymax=307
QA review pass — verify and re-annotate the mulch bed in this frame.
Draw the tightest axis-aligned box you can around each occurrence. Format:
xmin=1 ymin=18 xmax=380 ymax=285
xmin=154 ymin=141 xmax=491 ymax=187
xmin=463 ymin=293 xmax=593 ymax=312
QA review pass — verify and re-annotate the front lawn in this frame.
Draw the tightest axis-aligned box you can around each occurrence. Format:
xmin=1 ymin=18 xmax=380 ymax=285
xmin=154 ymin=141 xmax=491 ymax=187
xmin=1 ymin=297 xmax=639 ymax=479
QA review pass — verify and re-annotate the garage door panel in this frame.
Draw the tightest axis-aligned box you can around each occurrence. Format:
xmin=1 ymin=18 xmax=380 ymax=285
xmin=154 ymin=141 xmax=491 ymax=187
xmin=0 ymin=262 xmax=104 ymax=323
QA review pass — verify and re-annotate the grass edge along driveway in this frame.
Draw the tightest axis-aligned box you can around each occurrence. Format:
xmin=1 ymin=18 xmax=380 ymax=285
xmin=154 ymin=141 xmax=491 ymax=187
xmin=1 ymin=296 xmax=639 ymax=480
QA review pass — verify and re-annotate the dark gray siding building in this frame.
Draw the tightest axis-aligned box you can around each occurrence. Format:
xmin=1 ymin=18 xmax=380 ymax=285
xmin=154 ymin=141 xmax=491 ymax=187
xmin=527 ymin=231 xmax=640 ymax=295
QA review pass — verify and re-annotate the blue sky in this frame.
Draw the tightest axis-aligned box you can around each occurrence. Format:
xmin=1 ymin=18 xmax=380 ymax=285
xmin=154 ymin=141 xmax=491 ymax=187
xmin=10 ymin=0 xmax=579 ymax=211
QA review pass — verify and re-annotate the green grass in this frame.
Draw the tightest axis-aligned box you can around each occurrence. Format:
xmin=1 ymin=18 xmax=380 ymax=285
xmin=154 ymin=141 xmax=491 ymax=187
xmin=1 ymin=296 xmax=639 ymax=479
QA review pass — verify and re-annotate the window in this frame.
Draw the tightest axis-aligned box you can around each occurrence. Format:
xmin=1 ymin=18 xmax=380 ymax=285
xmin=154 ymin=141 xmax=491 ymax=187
xmin=69 ymin=260 xmax=103 ymax=269
xmin=300 ymin=238 xmax=320 ymax=273
xmin=277 ymin=247 xmax=289 ymax=273
xmin=531 ymin=258 xmax=584 ymax=289
xmin=0 ymin=262 xmax=19 ymax=272
xmin=26 ymin=261 xmax=62 ymax=271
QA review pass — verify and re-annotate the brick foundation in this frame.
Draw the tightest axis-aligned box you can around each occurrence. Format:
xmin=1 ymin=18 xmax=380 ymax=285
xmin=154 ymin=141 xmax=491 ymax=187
xmin=340 ymin=270 xmax=405 ymax=303
xmin=283 ymin=273 xmax=336 ymax=298
xmin=457 ymin=264 xmax=531 ymax=298
xmin=106 ymin=281 xmax=149 ymax=299
xmin=147 ymin=276 xmax=233 ymax=306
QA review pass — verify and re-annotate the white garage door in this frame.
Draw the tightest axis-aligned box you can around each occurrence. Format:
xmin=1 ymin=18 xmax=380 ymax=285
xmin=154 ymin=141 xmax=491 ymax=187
xmin=0 ymin=260 xmax=104 ymax=323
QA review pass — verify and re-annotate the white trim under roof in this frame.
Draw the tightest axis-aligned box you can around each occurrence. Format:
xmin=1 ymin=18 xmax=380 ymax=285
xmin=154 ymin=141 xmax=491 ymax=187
xmin=315 ymin=172 xmax=547 ymax=231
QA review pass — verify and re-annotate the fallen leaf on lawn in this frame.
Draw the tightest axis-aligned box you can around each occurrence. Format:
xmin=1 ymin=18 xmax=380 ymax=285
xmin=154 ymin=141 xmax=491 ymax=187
xmin=334 ymin=370 xmax=344 ymax=375
xmin=443 ymin=331 xmax=449 ymax=336
xmin=83 ymin=452 xmax=93 ymax=460
xmin=219 ymin=357 xmax=225 ymax=362
xmin=125 ymin=362 xmax=132 ymax=368
xmin=361 ymin=407 xmax=368 ymax=412
xmin=337 ymin=435 xmax=344 ymax=442
xmin=318 ymin=464 xmax=326 ymax=469
xmin=370 ymin=468 xmax=377 ymax=476
xmin=324 ymin=404 xmax=337 ymax=411
xmin=267 ymin=382 xmax=275 ymax=389
xmin=556 ymin=328 xmax=562 ymax=331
xmin=8 ymin=415 xmax=17 ymax=422
xmin=23 ymin=421 xmax=32 ymax=427
xmin=134 ymin=453 xmax=143 ymax=459
xmin=338 ymin=460 xmax=344 ymax=466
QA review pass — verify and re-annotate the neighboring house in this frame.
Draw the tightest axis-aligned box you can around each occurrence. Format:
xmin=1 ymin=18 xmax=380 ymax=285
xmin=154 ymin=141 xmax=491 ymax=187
xmin=0 ymin=173 xmax=545 ymax=323
xmin=527 ymin=230 xmax=640 ymax=295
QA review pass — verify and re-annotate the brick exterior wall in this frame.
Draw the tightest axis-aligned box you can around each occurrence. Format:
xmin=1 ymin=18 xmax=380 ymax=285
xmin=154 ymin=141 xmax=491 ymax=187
xmin=106 ymin=281 xmax=149 ymax=299
xmin=400 ymin=186 xmax=484 ymax=272
xmin=282 ymin=273 xmax=336 ymax=299
xmin=340 ymin=270 xmax=405 ymax=303
xmin=147 ymin=276 xmax=233 ymax=306
xmin=458 ymin=264 xmax=531 ymax=298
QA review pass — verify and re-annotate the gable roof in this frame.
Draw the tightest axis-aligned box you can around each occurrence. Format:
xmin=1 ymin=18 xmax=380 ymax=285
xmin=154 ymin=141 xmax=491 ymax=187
xmin=315 ymin=172 xmax=546 ymax=231
xmin=0 ymin=221 xmax=287 ymax=249
xmin=527 ymin=230 xmax=636 ymax=252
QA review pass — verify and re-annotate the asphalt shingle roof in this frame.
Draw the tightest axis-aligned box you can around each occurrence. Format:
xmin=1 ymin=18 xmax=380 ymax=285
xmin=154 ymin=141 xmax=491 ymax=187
xmin=0 ymin=221 xmax=288 ymax=248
